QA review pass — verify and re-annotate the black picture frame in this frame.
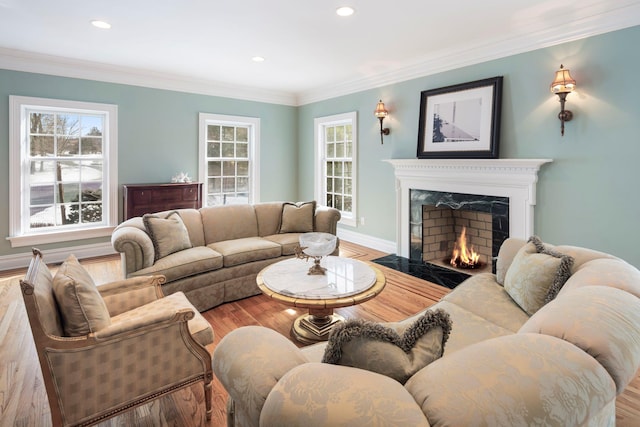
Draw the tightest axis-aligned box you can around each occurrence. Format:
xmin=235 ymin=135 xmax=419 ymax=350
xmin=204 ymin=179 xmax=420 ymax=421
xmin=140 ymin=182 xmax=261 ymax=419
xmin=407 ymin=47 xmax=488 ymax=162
xmin=417 ymin=76 xmax=503 ymax=159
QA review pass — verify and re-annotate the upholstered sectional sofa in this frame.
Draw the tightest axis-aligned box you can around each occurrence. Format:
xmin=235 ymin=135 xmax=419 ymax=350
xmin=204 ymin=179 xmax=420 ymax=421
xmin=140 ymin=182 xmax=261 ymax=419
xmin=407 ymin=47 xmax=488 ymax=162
xmin=213 ymin=237 xmax=640 ymax=427
xmin=111 ymin=202 xmax=340 ymax=312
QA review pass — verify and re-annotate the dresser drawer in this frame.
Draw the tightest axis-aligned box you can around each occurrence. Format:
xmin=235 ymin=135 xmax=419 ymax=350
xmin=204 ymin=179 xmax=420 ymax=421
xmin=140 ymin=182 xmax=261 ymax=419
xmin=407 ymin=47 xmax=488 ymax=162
xmin=123 ymin=182 xmax=202 ymax=220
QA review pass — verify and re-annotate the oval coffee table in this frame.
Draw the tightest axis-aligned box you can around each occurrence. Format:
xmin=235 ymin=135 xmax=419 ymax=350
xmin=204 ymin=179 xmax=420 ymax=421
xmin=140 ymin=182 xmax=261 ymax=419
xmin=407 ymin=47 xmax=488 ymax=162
xmin=257 ymin=256 xmax=386 ymax=344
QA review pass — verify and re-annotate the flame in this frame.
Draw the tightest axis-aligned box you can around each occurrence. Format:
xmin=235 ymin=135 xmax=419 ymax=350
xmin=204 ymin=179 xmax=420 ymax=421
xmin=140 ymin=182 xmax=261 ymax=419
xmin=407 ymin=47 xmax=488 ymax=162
xmin=450 ymin=227 xmax=480 ymax=268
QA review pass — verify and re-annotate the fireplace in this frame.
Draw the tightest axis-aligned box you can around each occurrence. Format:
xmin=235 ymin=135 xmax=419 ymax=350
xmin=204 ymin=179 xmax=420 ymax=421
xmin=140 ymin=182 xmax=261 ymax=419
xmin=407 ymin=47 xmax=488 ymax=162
xmin=384 ymin=158 xmax=552 ymax=284
xmin=411 ymin=189 xmax=509 ymax=273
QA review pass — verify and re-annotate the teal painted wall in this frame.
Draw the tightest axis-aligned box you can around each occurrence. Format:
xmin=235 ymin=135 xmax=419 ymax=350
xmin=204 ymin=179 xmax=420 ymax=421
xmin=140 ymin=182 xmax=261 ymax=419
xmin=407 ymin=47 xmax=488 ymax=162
xmin=2 ymin=25 xmax=639 ymax=268
xmin=0 ymin=70 xmax=298 ymax=257
xmin=298 ymin=25 xmax=640 ymax=268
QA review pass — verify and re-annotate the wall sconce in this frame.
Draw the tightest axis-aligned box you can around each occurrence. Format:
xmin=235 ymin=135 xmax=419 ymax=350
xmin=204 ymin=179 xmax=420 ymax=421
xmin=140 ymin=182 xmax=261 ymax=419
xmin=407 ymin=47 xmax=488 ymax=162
xmin=374 ymin=100 xmax=390 ymax=144
xmin=550 ymin=64 xmax=577 ymax=136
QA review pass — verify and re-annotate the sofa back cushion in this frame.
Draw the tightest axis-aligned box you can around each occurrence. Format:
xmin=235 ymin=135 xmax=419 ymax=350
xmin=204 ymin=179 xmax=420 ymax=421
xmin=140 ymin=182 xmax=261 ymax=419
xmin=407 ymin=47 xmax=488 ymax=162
xmin=519 ymin=285 xmax=640 ymax=394
xmin=254 ymin=202 xmax=285 ymax=236
xmin=558 ymin=258 xmax=640 ymax=299
xmin=200 ymin=204 xmax=259 ymax=243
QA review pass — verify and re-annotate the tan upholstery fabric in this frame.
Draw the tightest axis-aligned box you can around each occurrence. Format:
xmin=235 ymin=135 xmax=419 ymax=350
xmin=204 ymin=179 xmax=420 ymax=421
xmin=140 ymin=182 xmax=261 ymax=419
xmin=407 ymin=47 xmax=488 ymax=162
xmin=519 ymin=286 xmax=640 ymax=394
xmin=504 ymin=239 xmax=572 ymax=315
xmin=201 ymin=204 xmax=259 ymax=243
xmin=106 ymin=291 xmax=213 ymax=347
xmin=279 ymin=201 xmax=315 ymax=233
xmin=441 ymin=272 xmax=529 ymax=332
xmin=130 ymin=246 xmax=223 ymax=282
xmin=406 ymin=334 xmax=616 ymax=427
xmin=262 ymin=363 xmax=430 ymax=427
xmin=143 ymin=211 xmax=192 ymax=260
xmin=322 ymin=309 xmax=451 ymax=384
xmin=208 ymin=237 xmax=281 ymax=267
xmin=53 ymin=254 xmax=111 ymax=336
xmin=213 ymin=326 xmax=309 ymax=425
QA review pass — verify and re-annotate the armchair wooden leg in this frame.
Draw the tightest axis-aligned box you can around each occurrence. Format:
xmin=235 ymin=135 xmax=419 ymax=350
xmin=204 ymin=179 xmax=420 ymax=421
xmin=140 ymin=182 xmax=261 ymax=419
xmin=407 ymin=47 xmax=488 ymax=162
xmin=204 ymin=379 xmax=212 ymax=420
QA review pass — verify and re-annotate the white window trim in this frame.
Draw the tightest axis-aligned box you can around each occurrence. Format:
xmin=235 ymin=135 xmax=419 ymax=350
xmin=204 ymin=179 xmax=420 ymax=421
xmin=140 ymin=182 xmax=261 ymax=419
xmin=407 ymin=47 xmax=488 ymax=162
xmin=8 ymin=96 xmax=118 ymax=247
xmin=314 ymin=111 xmax=357 ymax=227
xmin=198 ymin=113 xmax=260 ymax=205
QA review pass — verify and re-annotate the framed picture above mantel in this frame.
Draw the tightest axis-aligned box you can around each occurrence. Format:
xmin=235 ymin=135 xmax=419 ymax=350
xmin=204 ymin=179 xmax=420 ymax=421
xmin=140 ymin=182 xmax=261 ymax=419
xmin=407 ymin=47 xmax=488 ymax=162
xmin=417 ymin=76 xmax=503 ymax=159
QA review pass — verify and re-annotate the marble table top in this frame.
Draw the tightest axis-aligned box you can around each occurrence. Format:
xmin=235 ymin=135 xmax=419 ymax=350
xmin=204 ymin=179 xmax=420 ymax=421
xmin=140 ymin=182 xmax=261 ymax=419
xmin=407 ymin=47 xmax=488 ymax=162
xmin=260 ymin=256 xmax=377 ymax=299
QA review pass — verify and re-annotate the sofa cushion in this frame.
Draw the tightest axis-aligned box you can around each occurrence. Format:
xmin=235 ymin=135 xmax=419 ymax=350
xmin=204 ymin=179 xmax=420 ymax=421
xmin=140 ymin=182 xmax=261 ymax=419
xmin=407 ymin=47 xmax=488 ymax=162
xmin=504 ymin=236 xmax=574 ymax=315
xmin=130 ymin=246 xmax=223 ymax=283
xmin=143 ymin=211 xmax=192 ymax=261
xmin=441 ymin=272 xmax=529 ymax=332
xmin=279 ymin=201 xmax=315 ymax=233
xmin=208 ymin=237 xmax=282 ymax=267
xmin=321 ymin=309 xmax=451 ymax=384
xmin=53 ymin=254 xmax=111 ymax=336
xmin=264 ymin=233 xmax=303 ymax=255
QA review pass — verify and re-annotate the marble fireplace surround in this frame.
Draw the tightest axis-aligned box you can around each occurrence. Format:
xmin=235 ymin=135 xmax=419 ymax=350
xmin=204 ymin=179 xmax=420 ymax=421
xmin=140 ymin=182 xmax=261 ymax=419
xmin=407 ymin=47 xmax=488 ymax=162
xmin=385 ymin=159 xmax=553 ymax=259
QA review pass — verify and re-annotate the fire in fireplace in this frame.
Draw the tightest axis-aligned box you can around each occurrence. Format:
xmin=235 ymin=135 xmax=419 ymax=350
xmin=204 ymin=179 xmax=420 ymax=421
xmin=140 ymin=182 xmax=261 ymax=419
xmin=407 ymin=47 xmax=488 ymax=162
xmin=449 ymin=226 xmax=483 ymax=269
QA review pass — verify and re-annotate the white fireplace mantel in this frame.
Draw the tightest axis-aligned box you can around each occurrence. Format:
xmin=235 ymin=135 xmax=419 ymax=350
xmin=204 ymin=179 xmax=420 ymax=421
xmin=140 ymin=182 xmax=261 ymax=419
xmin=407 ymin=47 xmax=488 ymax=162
xmin=384 ymin=158 xmax=553 ymax=257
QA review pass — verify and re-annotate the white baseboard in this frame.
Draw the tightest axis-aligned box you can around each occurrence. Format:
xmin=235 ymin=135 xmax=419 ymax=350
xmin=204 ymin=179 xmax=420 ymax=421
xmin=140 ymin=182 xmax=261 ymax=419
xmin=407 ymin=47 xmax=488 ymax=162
xmin=0 ymin=242 xmax=117 ymax=271
xmin=336 ymin=228 xmax=397 ymax=255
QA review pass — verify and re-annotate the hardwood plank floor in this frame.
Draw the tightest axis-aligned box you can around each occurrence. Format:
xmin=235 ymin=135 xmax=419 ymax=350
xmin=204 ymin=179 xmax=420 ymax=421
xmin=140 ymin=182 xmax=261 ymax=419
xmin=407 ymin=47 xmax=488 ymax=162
xmin=1 ymin=241 xmax=638 ymax=426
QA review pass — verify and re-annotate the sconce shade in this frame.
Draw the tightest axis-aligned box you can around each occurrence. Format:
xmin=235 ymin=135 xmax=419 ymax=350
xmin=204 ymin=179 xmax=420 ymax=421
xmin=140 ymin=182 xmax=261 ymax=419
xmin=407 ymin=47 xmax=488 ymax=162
xmin=550 ymin=64 xmax=576 ymax=94
xmin=374 ymin=100 xmax=388 ymax=118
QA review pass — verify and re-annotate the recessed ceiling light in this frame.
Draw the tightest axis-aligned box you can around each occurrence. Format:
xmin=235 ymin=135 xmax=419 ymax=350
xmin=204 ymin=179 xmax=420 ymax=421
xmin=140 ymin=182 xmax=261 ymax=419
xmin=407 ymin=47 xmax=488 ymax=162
xmin=91 ymin=20 xmax=111 ymax=29
xmin=252 ymin=56 xmax=265 ymax=62
xmin=336 ymin=6 xmax=355 ymax=17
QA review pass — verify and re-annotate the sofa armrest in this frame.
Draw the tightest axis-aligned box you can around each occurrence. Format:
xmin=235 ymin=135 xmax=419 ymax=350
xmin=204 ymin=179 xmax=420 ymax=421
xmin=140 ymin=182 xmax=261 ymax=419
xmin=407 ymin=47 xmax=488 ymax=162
xmin=406 ymin=333 xmax=617 ymax=426
xmin=93 ymin=307 xmax=194 ymax=340
xmin=111 ymin=221 xmax=155 ymax=276
xmin=495 ymin=237 xmax=527 ymax=285
xmin=261 ymin=363 xmax=429 ymax=427
xmin=314 ymin=206 xmax=341 ymax=235
xmin=99 ymin=275 xmax=166 ymax=316
xmin=212 ymin=326 xmax=308 ymax=426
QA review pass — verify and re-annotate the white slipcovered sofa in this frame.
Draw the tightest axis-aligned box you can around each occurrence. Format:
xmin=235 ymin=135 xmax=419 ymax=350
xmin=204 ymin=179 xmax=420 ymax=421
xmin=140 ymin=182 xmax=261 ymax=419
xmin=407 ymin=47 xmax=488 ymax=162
xmin=213 ymin=237 xmax=640 ymax=427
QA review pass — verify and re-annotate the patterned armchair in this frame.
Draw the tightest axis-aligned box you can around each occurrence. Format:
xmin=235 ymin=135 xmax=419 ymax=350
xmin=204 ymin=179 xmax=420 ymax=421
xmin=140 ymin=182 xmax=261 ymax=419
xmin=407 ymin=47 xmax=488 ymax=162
xmin=19 ymin=249 xmax=214 ymax=426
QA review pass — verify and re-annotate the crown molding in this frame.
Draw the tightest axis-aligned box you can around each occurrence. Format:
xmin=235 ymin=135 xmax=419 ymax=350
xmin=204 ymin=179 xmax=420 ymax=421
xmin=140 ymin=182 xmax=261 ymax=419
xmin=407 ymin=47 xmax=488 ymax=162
xmin=1 ymin=3 xmax=638 ymax=107
xmin=296 ymin=4 xmax=640 ymax=105
xmin=0 ymin=47 xmax=298 ymax=106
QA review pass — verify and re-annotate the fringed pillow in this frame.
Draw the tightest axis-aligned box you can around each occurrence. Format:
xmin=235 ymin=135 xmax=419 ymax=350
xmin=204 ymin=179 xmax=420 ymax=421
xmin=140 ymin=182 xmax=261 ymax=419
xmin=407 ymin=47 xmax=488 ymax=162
xmin=504 ymin=236 xmax=574 ymax=315
xmin=322 ymin=309 xmax=451 ymax=384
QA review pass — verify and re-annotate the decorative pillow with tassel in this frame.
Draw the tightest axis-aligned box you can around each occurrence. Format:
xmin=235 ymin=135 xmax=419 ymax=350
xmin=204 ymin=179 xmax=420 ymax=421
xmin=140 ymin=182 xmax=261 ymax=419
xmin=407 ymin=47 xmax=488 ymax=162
xmin=322 ymin=308 xmax=452 ymax=384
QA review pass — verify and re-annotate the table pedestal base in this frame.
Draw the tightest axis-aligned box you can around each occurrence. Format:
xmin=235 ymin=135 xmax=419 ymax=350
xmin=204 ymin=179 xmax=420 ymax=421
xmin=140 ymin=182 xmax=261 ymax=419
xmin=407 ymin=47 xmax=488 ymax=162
xmin=291 ymin=308 xmax=344 ymax=344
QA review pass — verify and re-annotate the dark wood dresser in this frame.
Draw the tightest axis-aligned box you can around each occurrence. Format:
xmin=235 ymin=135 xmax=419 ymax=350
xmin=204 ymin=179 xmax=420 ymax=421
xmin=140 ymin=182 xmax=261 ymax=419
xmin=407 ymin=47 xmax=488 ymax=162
xmin=123 ymin=182 xmax=203 ymax=220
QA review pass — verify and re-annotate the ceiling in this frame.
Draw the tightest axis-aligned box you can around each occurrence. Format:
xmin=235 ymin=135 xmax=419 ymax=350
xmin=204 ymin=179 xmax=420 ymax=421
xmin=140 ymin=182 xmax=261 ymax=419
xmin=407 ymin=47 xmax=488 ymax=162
xmin=1 ymin=0 xmax=639 ymax=105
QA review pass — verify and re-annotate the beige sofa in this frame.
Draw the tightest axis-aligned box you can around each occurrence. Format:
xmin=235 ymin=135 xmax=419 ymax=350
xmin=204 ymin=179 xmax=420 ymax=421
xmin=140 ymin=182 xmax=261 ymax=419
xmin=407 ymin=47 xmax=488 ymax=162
xmin=111 ymin=202 xmax=340 ymax=312
xmin=213 ymin=237 xmax=640 ymax=427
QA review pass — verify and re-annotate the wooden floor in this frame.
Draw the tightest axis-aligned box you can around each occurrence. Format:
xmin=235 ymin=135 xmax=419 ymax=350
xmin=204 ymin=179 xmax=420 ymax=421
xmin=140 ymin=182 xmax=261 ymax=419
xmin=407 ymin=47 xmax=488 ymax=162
xmin=1 ymin=241 xmax=639 ymax=426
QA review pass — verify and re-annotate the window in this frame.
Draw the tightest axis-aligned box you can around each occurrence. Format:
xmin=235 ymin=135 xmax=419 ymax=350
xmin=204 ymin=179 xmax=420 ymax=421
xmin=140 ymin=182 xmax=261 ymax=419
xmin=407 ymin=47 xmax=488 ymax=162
xmin=198 ymin=113 xmax=260 ymax=206
xmin=9 ymin=96 xmax=118 ymax=247
xmin=314 ymin=112 xmax=357 ymax=227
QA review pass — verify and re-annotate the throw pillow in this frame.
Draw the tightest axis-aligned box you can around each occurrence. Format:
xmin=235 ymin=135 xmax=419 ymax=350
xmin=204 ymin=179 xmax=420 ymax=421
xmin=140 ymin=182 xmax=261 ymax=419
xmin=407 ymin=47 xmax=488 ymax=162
xmin=143 ymin=210 xmax=192 ymax=261
xmin=321 ymin=309 xmax=452 ymax=384
xmin=504 ymin=236 xmax=574 ymax=315
xmin=52 ymin=254 xmax=111 ymax=336
xmin=279 ymin=201 xmax=316 ymax=233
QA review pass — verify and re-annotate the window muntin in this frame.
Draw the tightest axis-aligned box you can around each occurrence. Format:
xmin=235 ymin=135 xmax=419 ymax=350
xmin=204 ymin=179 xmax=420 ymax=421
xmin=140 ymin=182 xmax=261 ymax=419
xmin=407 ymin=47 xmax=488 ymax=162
xmin=199 ymin=113 xmax=259 ymax=206
xmin=9 ymin=96 xmax=118 ymax=247
xmin=314 ymin=112 xmax=357 ymax=227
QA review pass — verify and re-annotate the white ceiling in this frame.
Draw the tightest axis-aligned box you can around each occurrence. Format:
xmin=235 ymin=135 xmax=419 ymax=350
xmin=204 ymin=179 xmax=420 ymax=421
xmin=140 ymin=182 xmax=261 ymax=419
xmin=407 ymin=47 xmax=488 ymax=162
xmin=1 ymin=0 xmax=639 ymax=105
